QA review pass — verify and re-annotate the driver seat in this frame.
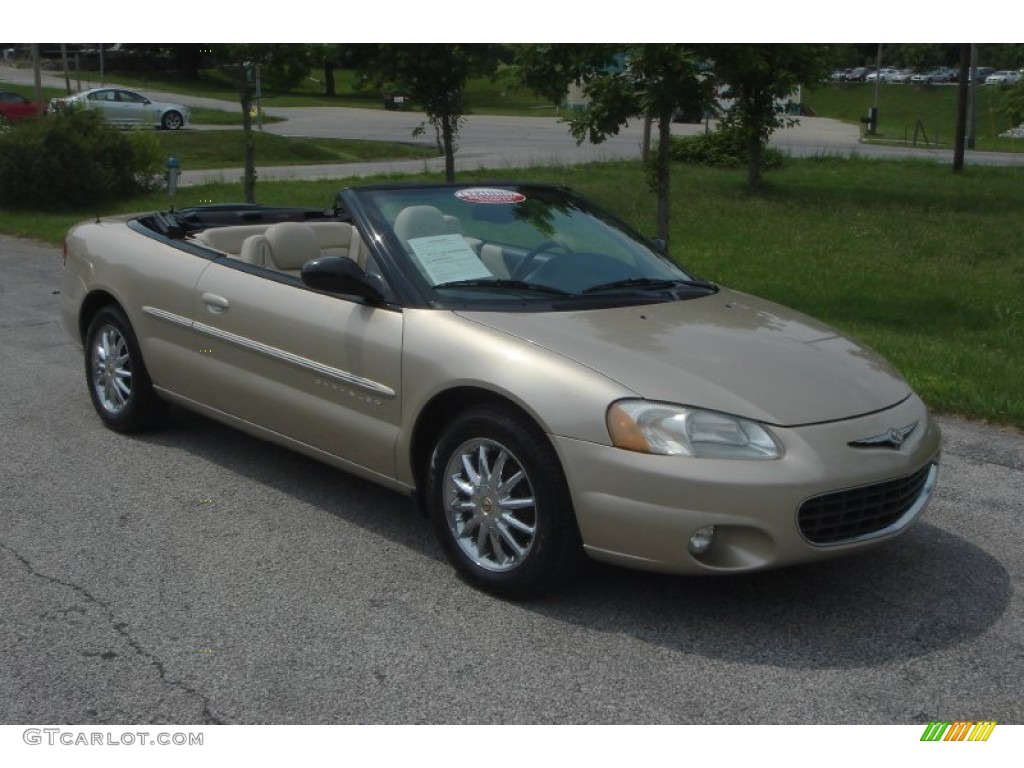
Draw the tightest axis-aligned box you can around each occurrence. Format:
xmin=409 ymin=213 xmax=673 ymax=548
xmin=393 ymin=205 xmax=454 ymax=248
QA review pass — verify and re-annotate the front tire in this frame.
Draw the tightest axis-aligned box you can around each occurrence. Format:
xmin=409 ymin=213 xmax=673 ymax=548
xmin=426 ymin=405 xmax=583 ymax=598
xmin=84 ymin=306 xmax=168 ymax=433
xmin=161 ymin=110 xmax=183 ymax=130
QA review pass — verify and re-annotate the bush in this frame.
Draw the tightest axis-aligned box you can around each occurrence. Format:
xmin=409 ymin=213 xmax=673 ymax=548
xmin=669 ymin=127 xmax=786 ymax=170
xmin=0 ymin=108 xmax=164 ymax=210
xmin=1001 ymin=81 xmax=1024 ymax=128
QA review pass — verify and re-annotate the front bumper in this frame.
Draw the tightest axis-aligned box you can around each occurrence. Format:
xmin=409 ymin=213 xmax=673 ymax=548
xmin=553 ymin=395 xmax=941 ymax=574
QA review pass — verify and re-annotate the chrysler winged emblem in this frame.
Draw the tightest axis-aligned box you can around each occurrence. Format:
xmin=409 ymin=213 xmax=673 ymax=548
xmin=848 ymin=421 xmax=919 ymax=449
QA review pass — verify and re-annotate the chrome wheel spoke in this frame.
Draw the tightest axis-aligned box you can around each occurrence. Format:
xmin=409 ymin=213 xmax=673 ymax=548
xmin=501 ymin=512 xmax=534 ymax=535
xmin=112 ymin=379 xmax=127 ymax=404
xmin=499 ymin=495 xmax=534 ymax=511
xmin=461 ymin=453 xmax=481 ymax=486
xmin=476 ymin=523 xmax=490 ymax=555
xmin=488 ymin=529 xmax=507 ymax=563
xmin=452 ymin=475 xmax=475 ymax=497
xmin=496 ymin=522 xmax=526 ymax=557
xmin=489 ymin=451 xmax=508 ymax=484
xmin=497 ymin=468 xmax=524 ymax=495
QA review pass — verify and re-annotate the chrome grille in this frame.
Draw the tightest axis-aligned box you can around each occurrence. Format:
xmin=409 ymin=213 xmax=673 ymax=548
xmin=798 ymin=464 xmax=935 ymax=545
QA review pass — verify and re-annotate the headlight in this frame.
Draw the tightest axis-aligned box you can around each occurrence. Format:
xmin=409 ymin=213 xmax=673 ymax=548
xmin=607 ymin=400 xmax=781 ymax=460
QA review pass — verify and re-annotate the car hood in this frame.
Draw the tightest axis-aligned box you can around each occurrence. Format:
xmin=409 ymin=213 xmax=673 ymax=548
xmin=455 ymin=288 xmax=911 ymax=427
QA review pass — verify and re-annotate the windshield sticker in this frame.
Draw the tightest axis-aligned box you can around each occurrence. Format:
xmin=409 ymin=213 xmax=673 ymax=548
xmin=454 ymin=188 xmax=526 ymax=204
xmin=408 ymin=234 xmax=492 ymax=285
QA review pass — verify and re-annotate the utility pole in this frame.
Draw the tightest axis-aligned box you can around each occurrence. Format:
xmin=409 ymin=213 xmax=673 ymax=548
xmin=953 ymin=44 xmax=970 ymax=173
xmin=61 ymin=44 xmax=71 ymax=94
xmin=966 ymin=44 xmax=978 ymax=150
xmin=871 ymin=43 xmax=883 ymax=135
xmin=31 ymin=44 xmax=43 ymax=113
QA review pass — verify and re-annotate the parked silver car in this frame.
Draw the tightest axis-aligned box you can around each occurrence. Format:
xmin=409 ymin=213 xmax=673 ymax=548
xmin=985 ymin=70 xmax=1022 ymax=86
xmin=49 ymin=87 xmax=189 ymax=129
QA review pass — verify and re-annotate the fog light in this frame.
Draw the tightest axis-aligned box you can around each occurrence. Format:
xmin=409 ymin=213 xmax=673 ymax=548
xmin=688 ymin=525 xmax=717 ymax=556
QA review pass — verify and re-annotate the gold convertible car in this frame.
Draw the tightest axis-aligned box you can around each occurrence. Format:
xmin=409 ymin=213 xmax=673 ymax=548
xmin=61 ymin=183 xmax=941 ymax=597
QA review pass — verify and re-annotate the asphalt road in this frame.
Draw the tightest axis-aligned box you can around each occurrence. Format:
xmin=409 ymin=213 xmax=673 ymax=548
xmin=1 ymin=235 xmax=1022 ymax=725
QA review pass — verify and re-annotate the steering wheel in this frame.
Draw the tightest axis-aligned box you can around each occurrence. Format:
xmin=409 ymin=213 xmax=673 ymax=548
xmin=511 ymin=240 xmax=573 ymax=281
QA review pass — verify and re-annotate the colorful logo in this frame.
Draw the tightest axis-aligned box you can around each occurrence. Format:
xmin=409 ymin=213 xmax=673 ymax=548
xmin=921 ymin=721 xmax=997 ymax=742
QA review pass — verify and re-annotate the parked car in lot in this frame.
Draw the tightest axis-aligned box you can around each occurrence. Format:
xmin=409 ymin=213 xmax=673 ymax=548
xmin=889 ymin=69 xmax=915 ymax=84
xmin=0 ymin=89 xmax=41 ymax=123
xmin=985 ymin=70 xmax=1022 ymax=85
xmin=48 ymin=87 xmax=189 ymax=129
xmin=60 ymin=183 xmax=941 ymax=597
xmin=969 ymin=66 xmax=996 ymax=84
xmin=912 ymin=68 xmax=955 ymax=84
xmin=866 ymin=67 xmax=901 ymax=83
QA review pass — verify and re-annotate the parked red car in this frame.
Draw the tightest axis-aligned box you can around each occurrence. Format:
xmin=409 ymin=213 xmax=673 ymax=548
xmin=0 ymin=90 xmax=41 ymax=123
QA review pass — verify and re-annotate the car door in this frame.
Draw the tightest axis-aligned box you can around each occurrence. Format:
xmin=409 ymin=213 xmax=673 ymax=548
xmin=86 ymin=89 xmax=125 ymax=124
xmin=115 ymin=90 xmax=153 ymax=126
xmin=188 ymin=259 xmax=404 ymax=479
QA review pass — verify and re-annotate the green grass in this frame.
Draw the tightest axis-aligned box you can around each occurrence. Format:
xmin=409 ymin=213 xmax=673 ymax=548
xmin=155 ymin=130 xmax=437 ymax=169
xmin=2 ymin=158 xmax=1022 ymax=428
xmin=805 ymin=82 xmax=1023 ymax=151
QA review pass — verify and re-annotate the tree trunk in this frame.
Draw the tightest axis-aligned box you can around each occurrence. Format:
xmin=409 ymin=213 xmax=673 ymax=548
xmin=324 ymin=61 xmax=336 ymax=97
xmin=642 ymin=114 xmax=653 ymax=164
xmin=656 ymin=110 xmax=672 ymax=250
xmin=239 ymin=63 xmax=257 ymax=204
xmin=442 ymin=113 xmax=456 ymax=182
xmin=747 ymin=127 xmax=762 ymax=187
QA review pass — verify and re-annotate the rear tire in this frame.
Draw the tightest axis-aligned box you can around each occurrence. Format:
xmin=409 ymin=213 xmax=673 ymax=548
xmin=84 ymin=306 xmax=168 ymax=433
xmin=426 ymin=405 xmax=584 ymax=598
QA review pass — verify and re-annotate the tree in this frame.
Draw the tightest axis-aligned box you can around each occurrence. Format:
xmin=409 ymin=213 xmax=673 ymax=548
xmin=354 ymin=44 xmax=501 ymax=182
xmin=212 ymin=44 xmax=315 ymax=203
xmin=702 ymin=44 xmax=832 ymax=187
xmin=516 ymin=44 xmax=711 ymax=249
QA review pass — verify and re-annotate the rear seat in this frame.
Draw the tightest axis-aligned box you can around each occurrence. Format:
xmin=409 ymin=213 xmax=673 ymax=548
xmin=193 ymin=220 xmax=368 ymax=275
xmin=190 ymin=225 xmax=271 ymax=255
xmin=236 ymin=221 xmax=369 ymax=276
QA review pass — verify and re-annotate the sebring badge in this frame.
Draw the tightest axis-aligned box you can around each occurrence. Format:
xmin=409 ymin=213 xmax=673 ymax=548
xmin=848 ymin=421 xmax=919 ymax=449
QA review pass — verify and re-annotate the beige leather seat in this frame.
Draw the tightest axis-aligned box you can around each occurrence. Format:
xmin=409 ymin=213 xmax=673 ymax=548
xmin=393 ymin=205 xmax=452 ymax=248
xmin=307 ymin=221 xmax=368 ymax=269
xmin=238 ymin=222 xmax=321 ymax=276
xmin=392 ymin=206 xmax=498 ymax=280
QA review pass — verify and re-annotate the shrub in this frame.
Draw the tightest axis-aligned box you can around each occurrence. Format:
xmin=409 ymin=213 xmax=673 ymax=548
xmin=1001 ymin=81 xmax=1024 ymax=128
xmin=0 ymin=108 xmax=163 ymax=210
xmin=669 ymin=126 xmax=786 ymax=170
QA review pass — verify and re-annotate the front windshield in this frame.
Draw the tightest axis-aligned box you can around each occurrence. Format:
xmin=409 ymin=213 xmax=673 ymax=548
xmin=354 ymin=184 xmax=711 ymax=307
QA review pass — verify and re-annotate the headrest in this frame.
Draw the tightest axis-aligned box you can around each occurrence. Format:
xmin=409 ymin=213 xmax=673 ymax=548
xmin=264 ymin=222 xmax=322 ymax=270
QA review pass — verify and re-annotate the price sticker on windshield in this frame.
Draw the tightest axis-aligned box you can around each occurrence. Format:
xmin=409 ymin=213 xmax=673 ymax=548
xmin=408 ymin=234 xmax=493 ymax=285
xmin=454 ymin=188 xmax=526 ymax=204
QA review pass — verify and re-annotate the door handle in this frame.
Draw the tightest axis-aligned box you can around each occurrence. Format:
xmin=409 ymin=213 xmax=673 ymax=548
xmin=202 ymin=293 xmax=230 ymax=313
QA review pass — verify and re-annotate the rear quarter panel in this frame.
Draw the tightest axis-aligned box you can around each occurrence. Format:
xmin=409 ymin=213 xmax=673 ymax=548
xmin=62 ymin=219 xmax=212 ymax=394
